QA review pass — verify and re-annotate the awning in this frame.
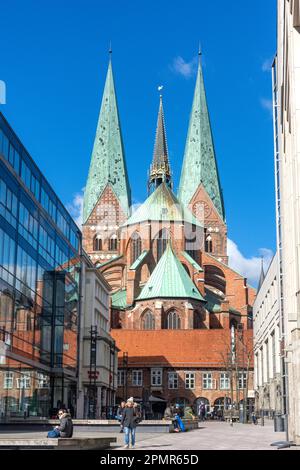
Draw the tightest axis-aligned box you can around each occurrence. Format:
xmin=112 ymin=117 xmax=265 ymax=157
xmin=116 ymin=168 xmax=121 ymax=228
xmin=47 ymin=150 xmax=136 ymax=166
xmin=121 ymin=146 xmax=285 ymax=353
xmin=148 ymin=395 xmax=167 ymax=402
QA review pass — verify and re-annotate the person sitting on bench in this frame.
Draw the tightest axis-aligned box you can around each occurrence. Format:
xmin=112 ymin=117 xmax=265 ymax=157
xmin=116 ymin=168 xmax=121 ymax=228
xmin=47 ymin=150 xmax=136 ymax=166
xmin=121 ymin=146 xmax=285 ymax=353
xmin=47 ymin=408 xmax=73 ymax=438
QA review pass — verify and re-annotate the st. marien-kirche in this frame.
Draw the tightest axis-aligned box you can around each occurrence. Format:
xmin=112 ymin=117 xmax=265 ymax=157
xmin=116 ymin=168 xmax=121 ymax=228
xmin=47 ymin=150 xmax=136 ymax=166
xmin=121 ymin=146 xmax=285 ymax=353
xmin=82 ymin=52 xmax=256 ymax=417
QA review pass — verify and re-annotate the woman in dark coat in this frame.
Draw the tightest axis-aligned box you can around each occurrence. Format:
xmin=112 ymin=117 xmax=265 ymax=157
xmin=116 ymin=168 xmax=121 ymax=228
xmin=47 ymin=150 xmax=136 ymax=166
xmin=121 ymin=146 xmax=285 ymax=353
xmin=47 ymin=409 xmax=73 ymax=438
xmin=121 ymin=399 xmax=141 ymax=449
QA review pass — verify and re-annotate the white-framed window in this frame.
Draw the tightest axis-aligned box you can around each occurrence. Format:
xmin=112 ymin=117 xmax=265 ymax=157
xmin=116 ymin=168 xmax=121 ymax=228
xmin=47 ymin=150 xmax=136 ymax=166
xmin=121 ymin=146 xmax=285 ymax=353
xmin=37 ymin=373 xmax=49 ymax=389
xmin=118 ymin=370 xmax=125 ymax=386
xmin=4 ymin=372 xmax=14 ymax=389
xmin=203 ymin=373 xmax=213 ymax=390
xmin=220 ymin=373 xmax=230 ymax=390
xmin=168 ymin=372 xmax=178 ymax=389
xmin=132 ymin=370 xmax=143 ymax=387
xmin=238 ymin=372 xmax=247 ymax=389
xmin=151 ymin=368 xmax=162 ymax=386
xmin=16 ymin=374 xmax=31 ymax=389
xmin=185 ymin=372 xmax=195 ymax=389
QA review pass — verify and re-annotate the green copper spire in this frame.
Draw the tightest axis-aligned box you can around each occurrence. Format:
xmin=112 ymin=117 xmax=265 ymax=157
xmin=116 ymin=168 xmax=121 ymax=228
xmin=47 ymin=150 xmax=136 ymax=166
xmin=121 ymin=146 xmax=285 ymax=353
xmin=178 ymin=54 xmax=225 ymax=220
xmin=137 ymin=243 xmax=205 ymax=301
xmin=83 ymin=57 xmax=131 ymax=223
xmin=148 ymin=95 xmax=172 ymax=193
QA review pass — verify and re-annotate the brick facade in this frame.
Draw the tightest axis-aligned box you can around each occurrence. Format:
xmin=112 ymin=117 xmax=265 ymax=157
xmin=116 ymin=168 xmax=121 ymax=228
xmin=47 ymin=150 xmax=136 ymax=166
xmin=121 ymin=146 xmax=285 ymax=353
xmin=83 ymin=188 xmax=256 ymax=414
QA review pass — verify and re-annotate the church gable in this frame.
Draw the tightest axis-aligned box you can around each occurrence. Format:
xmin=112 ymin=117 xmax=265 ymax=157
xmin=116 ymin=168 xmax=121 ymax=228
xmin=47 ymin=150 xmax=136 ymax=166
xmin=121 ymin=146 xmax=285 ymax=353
xmin=82 ymin=183 xmax=127 ymax=258
xmin=189 ymin=184 xmax=227 ymax=262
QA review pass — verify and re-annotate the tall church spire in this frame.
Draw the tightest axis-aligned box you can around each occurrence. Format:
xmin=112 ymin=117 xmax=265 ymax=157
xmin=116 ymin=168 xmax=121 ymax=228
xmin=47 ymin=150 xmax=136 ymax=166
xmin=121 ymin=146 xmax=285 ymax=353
xmin=178 ymin=53 xmax=225 ymax=220
xmin=83 ymin=56 xmax=131 ymax=224
xmin=148 ymin=95 xmax=172 ymax=193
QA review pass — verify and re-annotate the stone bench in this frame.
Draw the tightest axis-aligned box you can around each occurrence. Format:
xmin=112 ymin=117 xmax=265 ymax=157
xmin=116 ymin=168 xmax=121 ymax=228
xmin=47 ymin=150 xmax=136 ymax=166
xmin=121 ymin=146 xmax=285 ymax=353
xmin=0 ymin=437 xmax=116 ymax=450
xmin=0 ymin=418 xmax=199 ymax=434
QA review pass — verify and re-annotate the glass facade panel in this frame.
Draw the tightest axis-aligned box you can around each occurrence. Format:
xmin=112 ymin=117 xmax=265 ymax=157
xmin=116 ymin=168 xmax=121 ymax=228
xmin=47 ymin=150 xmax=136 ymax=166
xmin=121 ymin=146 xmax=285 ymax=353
xmin=0 ymin=112 xmax=81 ymax=420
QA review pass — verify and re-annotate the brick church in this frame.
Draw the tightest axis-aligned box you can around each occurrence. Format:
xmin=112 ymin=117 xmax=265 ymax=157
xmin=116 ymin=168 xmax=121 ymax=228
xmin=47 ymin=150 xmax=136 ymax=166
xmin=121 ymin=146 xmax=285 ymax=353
xmin=82 ymin=52 xmax=256 ymax=417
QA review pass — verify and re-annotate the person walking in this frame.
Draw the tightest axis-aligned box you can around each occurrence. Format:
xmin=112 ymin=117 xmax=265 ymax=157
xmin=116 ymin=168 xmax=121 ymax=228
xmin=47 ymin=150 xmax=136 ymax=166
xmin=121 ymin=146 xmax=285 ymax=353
xmin=251 ymin=410 xmax=258 ymax=425
xmin=121 ymin=399 xmax=141 ymax=449
xmin=198 ymin=402 xmax=206 ymax=422
xmin=117 ymin=401 xmax=126 ymax=433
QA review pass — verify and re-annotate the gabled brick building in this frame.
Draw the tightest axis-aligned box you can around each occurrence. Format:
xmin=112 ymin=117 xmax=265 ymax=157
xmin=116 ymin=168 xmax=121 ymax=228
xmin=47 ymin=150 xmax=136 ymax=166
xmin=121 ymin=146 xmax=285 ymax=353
xmin=82 ymin=52 xmax=255 ymax=417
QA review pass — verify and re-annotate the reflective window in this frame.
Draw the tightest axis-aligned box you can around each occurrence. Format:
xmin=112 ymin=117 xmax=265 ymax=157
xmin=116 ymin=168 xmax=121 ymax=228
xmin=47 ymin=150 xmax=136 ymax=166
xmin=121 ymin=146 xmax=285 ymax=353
xmin=57 ymin=208 xmax=69 ymax=239
xmin=0 ymin=177 xmax=18 ymax=227
xmin=8 ymin=144 xmax=20 ymax=173
xmin=41 ymin=186 xmax=56 ymax=221
xmin=15 ymin=246 xmax=37 ymax=295
xmin=0 ymin=115 xmax=80 ymax=421
xmin=21 ymin=160 xmax=40 ymax=200
xmin=39 ymin=225 xmax=55 ymax=265
xmin=0 ymin=228 xmax=16 ymax=285
xmin=18 ymin=202 xmax=39 ymax=249
xmin=4 ymin=372 xmax=14 ymax=389
xmin=70 ymin=227 xmax=79 ymax=251
xmin=0 ymin=128 xmax=9 ymax=159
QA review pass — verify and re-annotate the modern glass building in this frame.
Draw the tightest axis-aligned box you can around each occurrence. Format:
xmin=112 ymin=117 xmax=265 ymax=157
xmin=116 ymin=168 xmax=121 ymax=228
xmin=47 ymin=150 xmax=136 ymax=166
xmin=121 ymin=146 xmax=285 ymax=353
xmin=0 ymin=111 xmax=81 ymax=420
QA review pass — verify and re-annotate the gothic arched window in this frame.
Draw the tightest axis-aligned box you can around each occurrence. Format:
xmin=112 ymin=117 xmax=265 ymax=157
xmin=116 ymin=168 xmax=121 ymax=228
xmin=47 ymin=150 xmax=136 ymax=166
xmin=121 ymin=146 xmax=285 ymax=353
xmin=93 ymin=235 xmax=102 ymax=251
xmin=141 ymin=310 xmax=155 ymax=330
xmin=167 ymin=310 xmax=181 ymax=330
xmin=156 ymin=228 xmax=169 ymax=262
xmin=130 ymin=232 xmax=142 ymax=264
xmin=205 ymin=235 xmax=213 ymax=253
xmin=109 ymin=234 xmax=118 ymax=251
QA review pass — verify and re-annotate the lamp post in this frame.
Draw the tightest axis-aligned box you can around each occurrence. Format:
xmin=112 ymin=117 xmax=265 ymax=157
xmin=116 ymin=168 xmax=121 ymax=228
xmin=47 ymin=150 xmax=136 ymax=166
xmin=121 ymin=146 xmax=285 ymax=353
xmin=122 ymin=352 xmax=128 ymax=400
xmin=88 ymin=326 xmax=97 ymax=419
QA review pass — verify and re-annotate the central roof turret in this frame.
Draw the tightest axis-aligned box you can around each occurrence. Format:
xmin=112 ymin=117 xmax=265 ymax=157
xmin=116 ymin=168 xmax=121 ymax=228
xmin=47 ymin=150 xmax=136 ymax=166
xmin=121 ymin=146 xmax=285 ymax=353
xmin=148 ymin=95 xmax=172 ymax=193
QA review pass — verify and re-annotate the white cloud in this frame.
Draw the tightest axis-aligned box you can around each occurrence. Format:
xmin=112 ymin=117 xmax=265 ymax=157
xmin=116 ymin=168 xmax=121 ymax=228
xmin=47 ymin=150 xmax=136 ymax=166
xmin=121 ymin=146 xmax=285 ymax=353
xmin=171 ymin=56 xmax=198 ymax=79
xmin=227 ymin=239 xmax=273 ymax=287
xmin=260 ymin=97 xmax=273 ymax=117
xmin=262 ymin=57 xmax=273 ymax=72
xmin=66 ymin=189 xmax=84 ymax=228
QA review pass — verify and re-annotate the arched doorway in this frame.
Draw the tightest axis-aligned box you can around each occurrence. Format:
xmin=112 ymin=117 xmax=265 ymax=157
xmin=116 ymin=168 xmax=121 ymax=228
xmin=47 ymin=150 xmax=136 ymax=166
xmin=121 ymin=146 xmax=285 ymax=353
xmin=193 ymin=397 xmax=210 ymax=415
xmin=214 ymin=396 xmax=231 ymax=411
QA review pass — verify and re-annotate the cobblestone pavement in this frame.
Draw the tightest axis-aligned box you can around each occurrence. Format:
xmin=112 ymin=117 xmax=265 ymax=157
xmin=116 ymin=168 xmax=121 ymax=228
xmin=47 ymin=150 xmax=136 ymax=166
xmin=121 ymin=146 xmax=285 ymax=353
xmin=114 ymin=420 xmax=288 ymax=450
xmin=0 ymin=421 xmax=291 ymax=450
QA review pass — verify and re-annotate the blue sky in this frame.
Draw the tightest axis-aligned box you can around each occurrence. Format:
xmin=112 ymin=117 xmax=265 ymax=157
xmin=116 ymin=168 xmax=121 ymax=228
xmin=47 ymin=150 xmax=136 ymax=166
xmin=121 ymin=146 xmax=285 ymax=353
xmin=0 ymin=0 xmax=277 ymax=284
